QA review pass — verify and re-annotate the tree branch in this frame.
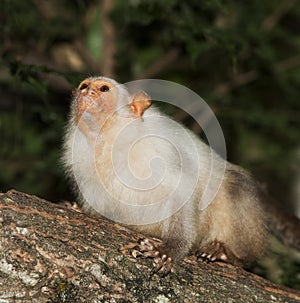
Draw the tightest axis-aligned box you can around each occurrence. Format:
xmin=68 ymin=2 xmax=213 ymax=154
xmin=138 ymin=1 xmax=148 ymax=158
xmin=211 ymin=54 xmax=300 ymax=100
xmin=171 ymin=53 xmax=300 ymax=135
xmin=0 ymin=190 xmax=299 ymax=302
xmin=138 ymin=48 xmax=180 ymax=79
xmin=100 ymin=0 xmax=116 ymax=78
xmin=73 ymin=39 xmax=102 ymax=74
xmin=210 ymin=0 xmax=299 ymax=101
xmin=261 ymin=0 xmax=298 ymax=32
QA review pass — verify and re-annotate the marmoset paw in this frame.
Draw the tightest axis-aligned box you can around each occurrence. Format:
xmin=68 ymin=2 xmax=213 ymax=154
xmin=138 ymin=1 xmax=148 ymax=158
xmin=124 ymin=238 xmax=158 ymax=258
xmin=153 ymin=253 xmax=173 ymax=276
xmin=198 ymin=241 xmax=228 ymax=262
xmin=129 ymin=238 xmax=174 ymax=275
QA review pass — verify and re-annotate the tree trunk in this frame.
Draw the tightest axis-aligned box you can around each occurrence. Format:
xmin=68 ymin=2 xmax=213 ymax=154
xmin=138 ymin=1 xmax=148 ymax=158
xmin=0 ymin=190 xmax=299 ymax=303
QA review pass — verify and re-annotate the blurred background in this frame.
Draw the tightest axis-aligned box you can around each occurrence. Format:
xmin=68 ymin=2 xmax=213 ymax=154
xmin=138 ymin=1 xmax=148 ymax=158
xmin=0 ymin=0 xmax=299 ymax=289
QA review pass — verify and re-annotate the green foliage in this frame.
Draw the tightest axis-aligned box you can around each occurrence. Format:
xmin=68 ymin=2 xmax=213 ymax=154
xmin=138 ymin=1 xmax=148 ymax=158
xmin=0 ymin=0 xmax=299 ymax=288
xmin=0 ymin=0 xmax=299 ymax=200
xmin=257 ymin=237 xmax=300 ymax=290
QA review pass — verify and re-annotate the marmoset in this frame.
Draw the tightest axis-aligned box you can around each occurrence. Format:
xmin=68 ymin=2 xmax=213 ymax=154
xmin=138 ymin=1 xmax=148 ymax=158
xmin=63 ymin=76 xmax=268 ymax=273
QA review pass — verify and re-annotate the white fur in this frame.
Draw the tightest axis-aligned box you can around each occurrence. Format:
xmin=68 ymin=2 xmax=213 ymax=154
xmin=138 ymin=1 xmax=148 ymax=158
xmin=62 ymin=77 xmax=267 ymax=265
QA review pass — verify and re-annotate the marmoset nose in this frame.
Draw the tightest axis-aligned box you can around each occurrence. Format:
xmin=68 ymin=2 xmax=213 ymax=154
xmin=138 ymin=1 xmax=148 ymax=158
xmin=87 ymin=88 xmax=97 ymax=97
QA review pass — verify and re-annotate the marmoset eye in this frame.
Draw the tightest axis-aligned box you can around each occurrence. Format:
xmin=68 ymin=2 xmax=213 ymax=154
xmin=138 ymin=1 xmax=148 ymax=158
xmin=79 ymin=83 xmax=89 ymax=90
xmin=99 ymin=85 xmax=110 ymax=92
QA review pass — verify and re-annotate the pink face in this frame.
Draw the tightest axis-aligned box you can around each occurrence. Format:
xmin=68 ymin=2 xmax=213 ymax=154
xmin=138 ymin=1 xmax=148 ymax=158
xmin=74 ymin=78 xmax=118 ymax=124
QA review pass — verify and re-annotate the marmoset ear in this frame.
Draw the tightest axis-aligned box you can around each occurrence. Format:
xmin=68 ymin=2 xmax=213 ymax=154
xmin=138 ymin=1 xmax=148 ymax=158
xmin=130 ymin=91 xmax=152 ymax=118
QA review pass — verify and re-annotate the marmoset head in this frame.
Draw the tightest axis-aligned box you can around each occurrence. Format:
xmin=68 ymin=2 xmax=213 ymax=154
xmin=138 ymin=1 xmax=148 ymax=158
xmin=72 ymin=76 xmax=151 ymax=123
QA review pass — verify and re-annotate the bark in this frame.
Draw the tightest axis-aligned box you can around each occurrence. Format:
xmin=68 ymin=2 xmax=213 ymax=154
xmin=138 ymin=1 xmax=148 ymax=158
xmin=0 ymin=190 xmax=299 ymax=303
xmin=100 ymin=0 xmax=116 ymax=78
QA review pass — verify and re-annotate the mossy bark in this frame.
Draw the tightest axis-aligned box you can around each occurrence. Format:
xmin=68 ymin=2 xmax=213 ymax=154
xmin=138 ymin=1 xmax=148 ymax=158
xmin=0 ymin=190 xmax=299 ymax=303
